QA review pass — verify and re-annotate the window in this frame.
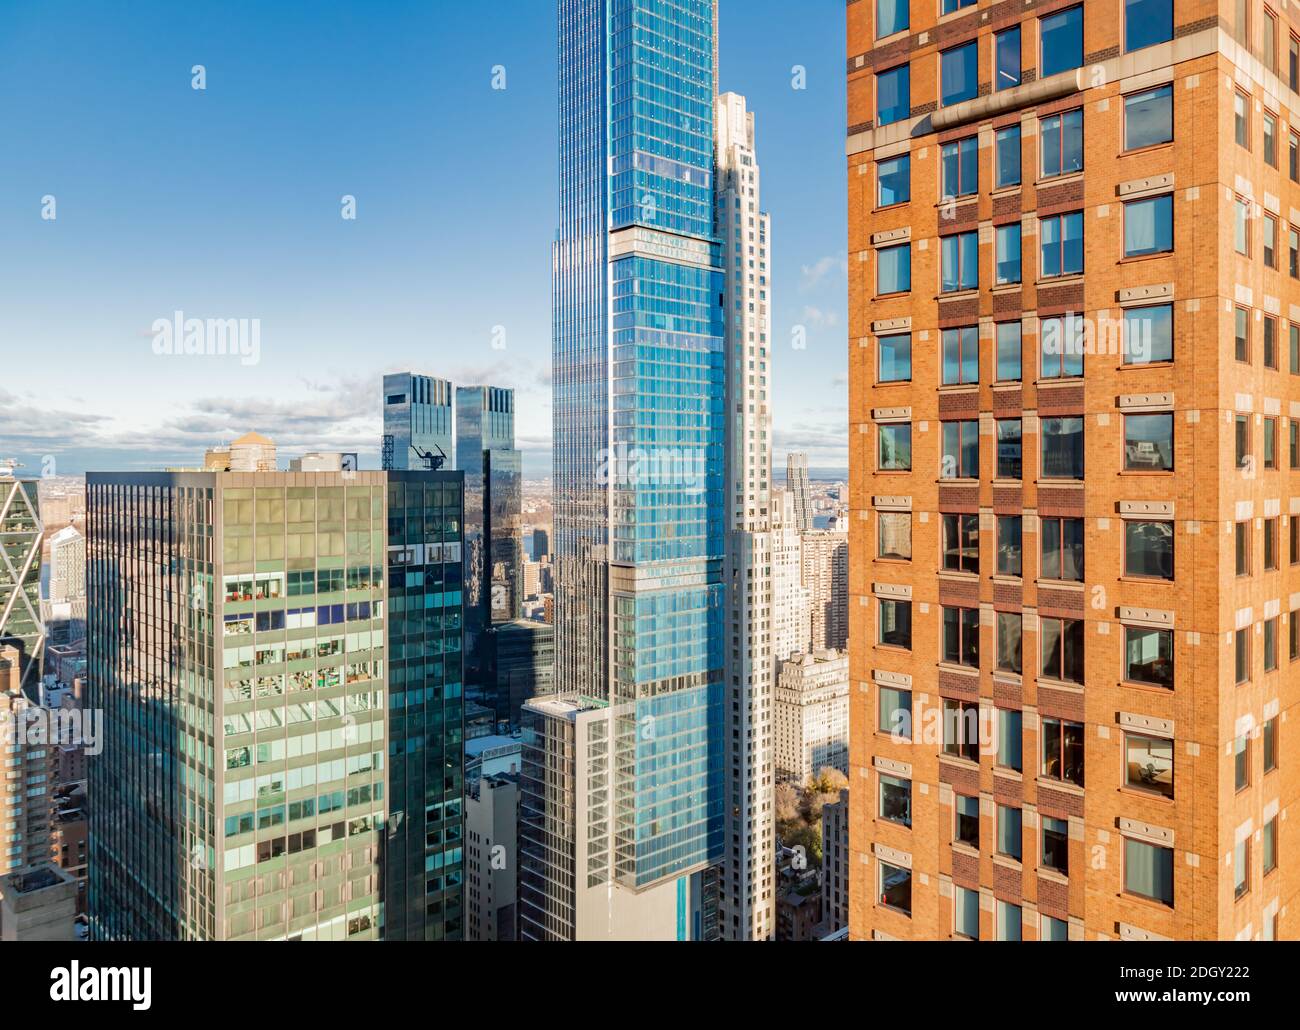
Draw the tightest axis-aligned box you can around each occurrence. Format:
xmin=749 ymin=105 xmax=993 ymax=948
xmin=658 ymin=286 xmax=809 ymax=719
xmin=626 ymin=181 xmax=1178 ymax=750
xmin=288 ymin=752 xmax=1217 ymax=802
xmin=1292 ymin=322 xmax=1300 ymax=371
xmin=995 ymin=26 xmax=1021 ymax=90
xmin=877 ymin=242 xmax=910 ymax=294
xmin=1265 ymin=214 xmax=1278 ymax=268
xmin=954 ymin=885 xmax=979 ymax=939
xmin=877 ymin=64 xmax=910 ymax=126
xmin=1264 ymin=417 xmax=1277 ymax=468
xmin=877 ymin=683 xmax=912 ymax=735
xmin=1125 ymin=839 xmax=1174 ymax=905
xmin=955 ymin=795 xmax=980 ymax=849
xmin=1040 ymin=211 xmax=1083 ymax=277
xmin=1041 ymin=915 xmax=1069 ymax=941
xmin=995 ymin=125 xmax=1021 ymax=188
xmin=994 ymin=223 xmax=1021 ymax=284
xmin=1124 ymin=626 xmax=1173 ymax=689
xmin=997 ymin=806 xmax=1022 ymax=860
xmin=878 ymin=772 xmax=912 ymax=827
xmin=1266 ymin=714 xmax=1279 ymax=769
xmin=1265 ymin=112 xmax=1279 ymax=166
xmin=1042 ymin=816 xmax=1069 ymax=875
xmin=1125 ymin=0 xmax=1172 ymax=52
xmin=1040 ymin=518 xmax=1083 ymax=582
xmin=1124 ymin=195 xmax=1172 ymax=257
xmin=996 ymin=321 xmax=1022 ymax=380
xmin=1124 ymin=84 xmax=1173 ymax=149
xmin=1233 ymin=839 xmax=1250 ymax=900
xmin=1292 ymin=133 xmax=1300 ymax=181
xmin=878 ymin=332 xmax=911 ymax=382
xmin=1040 ymin=6 xmax=1083 ymax=78
xmin=1234 ymin=414 xmax=1250 ymax=469
xmin=1234 ymin=734 xmax=1250 ymax=791
xmin=1236 ymin=520 xmax=1251 ymax=577
xmin=878 ymin=511 xmax=911 ymax=560
xmin=876 ymin=0 xmax=908 ymax=38
xmin=1041 ymin=416 xmax=1084 ymax=479
xmin=997 ymin=515 xmax=1022 ymax=576
xmin=1041 ymin=618 xmax=1084 ymax=684
xmin=1291 ymin=227 xmax=1299 ymax=276
xmin=941 ymin=231 xmax=979 ymax=292
xmin=1125 ymin=520 xmax=1173 ymax=579
xmin=941 ymin=41 xmax=979 ymax=107
xmin=1234 ymin=197 xmax=1250 ymax=254
xmin=1263 ymin=817 xmax=1278 ymax=875
xmin=942 ymin=605 xmax=980 ymax=667
xmin=941 ymin=420 xmax=979 ymax=479
xmin=1234 ymin=307 xmax=1249 ymax=363
xmin=1265 ymin=616 xmax=1278 ymax=671
xmin=1264 ymin=9 xmax=1279 ymax=72
xmin=1125 ymin=733 xmax=1174 ymax=799
xmin=1234 ymin=91 xmax=1249 ymax=148
xmin=878 ymin=423 xmax=912 ymax=470
xmin=941 ymin=137 xmax=978 ymax=199
xmin=877 ymin=153 xmax=910 ymax=206
xmin=1292 ymin=516 xmax=1300 ymax=564
xmin=996 ymin=611 xmax=1022 ymax=673
xmin=1124 ymin=304 xmax=1172 ymax=364
xmin=996 ymin=419 xmax=1022 ymax=478
xmin=879 ymin=600 xmax=912 ymax=651
xmin=1236 ymin=628 xmax=1250 ymax=683
xmin=944 ymin=700 xmax=981 ymax=761
xmin=1042 ymin=717 xmax=1084 ymax=784
xmin=878 ymin=860 xmax=911 ymax=915
xmin=941 ymin=326 xmax=978 ymax=384
xmin=997 ymin=708 xmax=1022 ymax=771
xmin=1040 ymin=109 xmax=1083 ymax=178
xmin=941 ymin=513 xmax=979 ymax=574
xmin=941 ymin=0 xmax=976 ymax=13
xmin=1124 ymin=413 xmax=1173 ymax=471
xmin=1040 ymin=314 xmax=1084 ymax=377
xmin=1291 ymin=35 xmax=1299 ymax=91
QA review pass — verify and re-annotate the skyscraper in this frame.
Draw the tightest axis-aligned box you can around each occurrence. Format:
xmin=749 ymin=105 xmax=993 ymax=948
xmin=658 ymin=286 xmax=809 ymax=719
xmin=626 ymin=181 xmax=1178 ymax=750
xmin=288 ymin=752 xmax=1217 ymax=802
xmin=550 ymin=0 xmax=724 ymax=928
xmin=801 ymin=526 xmax=848 ymax=651
xmin=785 ymin=452 xmax=814 ymax=532
xmin=86 ymin=457 xmax=465 ymax=940
xmin=849 ymin=1 xmax=1297 ymax=942
xmin=47 ymin=526 xmax=85 ymax=604
xmin=382 ymin=372 xmax=453 ymax=471
xmin=716 ymin=88 xmax=776 ymax=940
xmin=0 ymin=463 xmax=43 ymax=694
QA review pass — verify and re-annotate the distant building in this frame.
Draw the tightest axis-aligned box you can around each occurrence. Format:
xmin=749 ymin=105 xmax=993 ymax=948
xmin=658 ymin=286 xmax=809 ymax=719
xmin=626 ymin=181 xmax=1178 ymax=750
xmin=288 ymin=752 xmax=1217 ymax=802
xmin=51 ymin=785 xmax=88 ymax=915
xmin=801 ymin=528 xmax=848 ymax=651
xmin=785 ymin=452 xmax=813 ymax=533
xmin=0 ymin=467 xmax=43 ymax=693
xmin=0 ymin=864 xmax=78 ymax=941
xmin=288 ymin=452 xmax=357 ymax=472
xmin=382 ymin=372 xmax=453 ymax=470
xmin=0 ymin=647 xmax=55 ymax=878
xmin=47 ymin=526 xmax=85 ymax=603
xmin=464 ymin=734 xmax=522 ymax=782
xmin=531 ymin=527 xmax=549 ymax=562
xmin=820 ymin=788 xmax=848 ymax=936
xmin=775 ymin=650 xmax=849 ymax=783
xmin=465 ymin=773 xmax=520 ymax=941
xmin=492 ymin=618 xmax=554 ymax=725
xmin=522 ymin=560 xmax=541 ymax=600
xmin=776 ymin=884 xmax=822 ymax=942
xmin=771 ymin=491 xmax=810 ymax=664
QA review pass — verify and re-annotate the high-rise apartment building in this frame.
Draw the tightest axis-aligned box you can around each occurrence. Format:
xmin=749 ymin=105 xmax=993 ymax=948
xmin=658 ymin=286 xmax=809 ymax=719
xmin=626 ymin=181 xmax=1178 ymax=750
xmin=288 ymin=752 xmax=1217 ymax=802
xmin=850 ymin=0 xmax=1297 ymax=941
xmin=821 ymin=787 xmax=849 ymax=936
xmin=87 ymin=462 xmax=465 ymax=940
xmin=0 ymin=645 xmax=55 ymax=877
xmin=465 ymin=772 xmax=519 ymax=941
xmin=802 ymin=526 xmax=849 ymax=650
xmin=47 ymin=526 xmax=85 ymax=604
xmin=775 ymin=649 xmax=850 ymax=784
xmin=382 ymin=372 xmax=453 ymax=471
xmin=717 ymin=88 xmax=777 ymax=941
xmin=550 ymin=0 xmax=724 ymax=927
xmin=772 ymin=490 xmax=812 ymax=663
xmin=492 ymin=618 xmax=554 ymax=725
xmin=0 ymin=465 xmax=43 ymax=694
xmin=786 ymin=452 xmax=814 ymax=532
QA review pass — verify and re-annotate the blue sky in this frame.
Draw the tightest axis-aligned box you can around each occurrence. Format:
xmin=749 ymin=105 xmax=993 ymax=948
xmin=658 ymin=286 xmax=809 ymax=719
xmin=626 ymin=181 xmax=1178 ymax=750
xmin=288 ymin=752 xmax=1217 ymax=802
xmin=0 ymin=0 xmax=848 ymax=477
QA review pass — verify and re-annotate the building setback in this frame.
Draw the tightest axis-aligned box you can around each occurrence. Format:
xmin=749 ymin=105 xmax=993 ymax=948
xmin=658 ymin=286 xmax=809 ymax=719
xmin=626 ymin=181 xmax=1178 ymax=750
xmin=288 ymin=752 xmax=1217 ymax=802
xmin=849 ymin=0 xmax=1298 ymax=941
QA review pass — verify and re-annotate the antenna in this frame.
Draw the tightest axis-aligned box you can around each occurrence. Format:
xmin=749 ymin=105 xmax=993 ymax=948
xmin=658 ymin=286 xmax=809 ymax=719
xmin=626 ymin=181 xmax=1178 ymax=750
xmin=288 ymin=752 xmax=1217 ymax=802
xmin=411 ymin=444 xmax=447 ymax=471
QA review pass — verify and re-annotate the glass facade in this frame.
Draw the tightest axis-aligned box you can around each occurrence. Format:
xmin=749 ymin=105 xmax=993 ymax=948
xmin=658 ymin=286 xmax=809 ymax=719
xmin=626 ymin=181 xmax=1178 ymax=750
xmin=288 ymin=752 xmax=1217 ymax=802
xmin=0 ymin=475 xmax=43 ymax=693
xmin=381 ymin=372 xmax=453 ymax=471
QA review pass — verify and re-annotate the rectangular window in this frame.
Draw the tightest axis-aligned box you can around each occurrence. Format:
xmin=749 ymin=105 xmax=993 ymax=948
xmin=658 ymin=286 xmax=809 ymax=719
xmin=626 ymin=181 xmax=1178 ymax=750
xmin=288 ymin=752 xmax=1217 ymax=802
xmin=1040 ymin=109 xmax=1083 ymax=177
xmin=942 ymin=606 xmax=980 ymax=667
xmin=996 ymin=321 xmax=1022 ymax=380
xmin=1125 ymin=838 xmax=1174 ymax=906
xmin=1124 ymin=304 xmax=1172 ymax=364
xmin=1125 ymin=733 xmax=1174 ymax=799
xmin=1234 ymin=197 xmax=1250 ymax=254
xmin=1124 ymin=626 xmax=1173 ymax=689
xmin=1041 ymin=416 xmax=1084 ymax=479
xmin=1042 ymin=915 xmax=1069 ymax=940
xmin=944 ymin=700 xmax=981 ymax=761
xmin=1264 ymin=817 xmax=1278 ymax=875
xmin=995 ymin=26 xmax=1021 ymax=90
xmin=1041 ymin=618 xmax=1084 ymax=684
xmin=1235 ymin=307 xmax=1250 ymax=363
xmin=876 ymin=243 xmax=910 ymax=294
xmin=1125 ymin=521 xmax=1173 ymax=579
xmin=941 ymin=137 xmax=978 ymax=199
xmin=1235 ymin=414 xmax=1250 ymax=469
xmin=1291 ymin=35 xmax=1299 ymax=91
xmin=997 ymin=515 xmax=1023 ymax=576
xmin=877 ymin=0 xmax=908 ymax=38
xmin=941 ymin=231 xmax=979 ymax=292
xmin=1042 ymin=716 xmax=1084 ymax=784
xmin=941 ymin=325 xmax=978 ymax=385
xmin=1264 ymin=715 xmax=1279 ymax=769
xmin=1292 ymin=323 xmax=1300 ymax=371
xmin=997 ymin=708 xmax=1023 ymax=771
xmin=1235 ymin=627 xmax=1250 ymax=684
xmin=941 ymin=513 xmax=979 ymax=574
xmin=954 ymin=795 xmax=980 ymax=849
xmin=1123 ymin=412 xmax=1173 ymax=471
xmin=1124 ymin=195 xmax=1173 ymax=257
xmin=1235 ymin=520 xmax=1251 ymax=576
xmin=879 ymin=599 xmax=912 ymax=651
xmin=996 ymin=419 xmax=1022 ymax=479
xmin=878 ymin=860 xmax=912 ymax=915
xmin=1040 ymin=314 xmax=1084 ymax=377
xmin=878 ymin=772 xmax=912 ymax=827
xmin=878 ymin=510 xmax=911 ymax=561
xmin=877 ymin=153 xmax=910 ymax=206
xmin=1040 ymin=211 xmax=1083 ymax=277
xmin=997 ymin=805 xmax=1022 ymax=860
xmin=995 ymin=223 xmax=1022 ymax=284
xmin=1265 ymin=112 xmax=1279 ymax=165
xmin=1040 ymin=6 xmax=1083 ymax=78
xmin=996 ymin=611 xmax=1023 ymax=673
xmin=1292 ymin=515 xmax=1300 ymax=563
xmin=954 ymin=885 xmax=979 ymax=939
xmin=1124 ymin=84 xmax=1173 ymax=149
xmin=1265 ymin=214 xmax=1278 ymax=268
xmin=1041 ymin=517 xmax=1084 ymax=581
xmin=1264 ymin=417 xmax=1278 ymax=468
xmin=1264 ymin=10 xmax=1279 ymax=72
xmin=941 ymin=0 xmax=977 ymax=13
xmin=877 ymin=332 xmax=911 ymax=382
xmin=995 ymin=125 xmax=1021 ymax=187
xmin=877 ymin=64 xmax=910 ymax=126
xmin=1234 ymin=91 xmax=1250 ymax=148
xmin=877 ymin=683 xmax=912 ymax=735
xmin=941 ymin=420 xmax=979 ymax=478
xmin=1264 ymin=616 xmax=1278 ymax=671
xmin=1126 ymin=0 xmax=1173 ymax=51
xmin=1042 ymin=816 xmax=1069 ymax=875
xmin=941 ymin=41 xmax=979 ymax=107
xmin=1235 ymin=734 xmax=1250 ymax=791
xmin=1292 ymin=134 xmax=1300 ymax=181
xmin=878 ymin=423 xmax=911 ymax=470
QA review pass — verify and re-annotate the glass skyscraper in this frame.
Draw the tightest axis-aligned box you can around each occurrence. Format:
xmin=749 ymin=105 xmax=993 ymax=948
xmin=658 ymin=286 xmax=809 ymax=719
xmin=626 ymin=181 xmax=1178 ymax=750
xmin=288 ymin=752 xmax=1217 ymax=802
xmin=382 ymin=373 xmax=453 ymax=472
xmin=552 ymin=0 xmax=724 ymax=904
xmin=0 ymin=468 xmax=43 ymax=694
